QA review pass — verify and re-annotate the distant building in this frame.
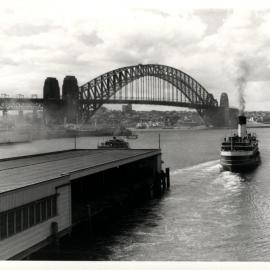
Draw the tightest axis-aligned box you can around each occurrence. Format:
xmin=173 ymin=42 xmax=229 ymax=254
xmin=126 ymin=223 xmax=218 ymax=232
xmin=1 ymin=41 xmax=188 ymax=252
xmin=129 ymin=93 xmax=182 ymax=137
xmin=220 ymin=92 xmax=229 ymax=108
xmin=262 ymin=116 xmax=270 ymax=124
xmin=122 ymin=104 xmax=133 ymax=114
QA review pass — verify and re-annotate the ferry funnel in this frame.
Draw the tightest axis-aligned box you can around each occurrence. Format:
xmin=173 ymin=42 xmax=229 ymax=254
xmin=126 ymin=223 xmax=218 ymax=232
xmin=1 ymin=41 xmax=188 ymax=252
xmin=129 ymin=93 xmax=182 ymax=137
xmin=238 ymin=115 xmax=247 ymax=138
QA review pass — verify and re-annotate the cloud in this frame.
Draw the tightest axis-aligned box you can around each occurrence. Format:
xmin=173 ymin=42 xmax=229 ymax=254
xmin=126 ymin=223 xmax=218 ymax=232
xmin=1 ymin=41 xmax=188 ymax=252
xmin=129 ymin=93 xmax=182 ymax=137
xmin=0 ymin=57 xmax=17 ymax=65
xmin=135 ymin=8 xmax=170 ymax=18
xmin=193 ymin=9 xmax=232 ymax=35
xmin=78 ymin=31 xmax=104 ymax=46
xmin=195 ymin=9 xmax=270 ymax=109
xmin=0 ymin=2 xmax=269 ymax=111
xmin=6 ymin=23 xmax=58 ymax=36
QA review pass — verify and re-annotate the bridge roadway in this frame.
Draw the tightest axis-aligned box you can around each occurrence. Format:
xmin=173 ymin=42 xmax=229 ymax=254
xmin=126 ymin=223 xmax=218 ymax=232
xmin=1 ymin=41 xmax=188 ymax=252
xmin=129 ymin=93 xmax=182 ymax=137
xmin=0 ymin=97 xmax=215 ymax=111
xmin=0 ymin=98 xmax=54 ymax=111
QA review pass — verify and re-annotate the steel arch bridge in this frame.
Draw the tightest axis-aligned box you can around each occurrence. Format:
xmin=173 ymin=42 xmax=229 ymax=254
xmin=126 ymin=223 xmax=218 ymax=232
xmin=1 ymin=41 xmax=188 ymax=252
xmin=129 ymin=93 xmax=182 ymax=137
xmin=79 ymin=64 xmax=218 ymax=121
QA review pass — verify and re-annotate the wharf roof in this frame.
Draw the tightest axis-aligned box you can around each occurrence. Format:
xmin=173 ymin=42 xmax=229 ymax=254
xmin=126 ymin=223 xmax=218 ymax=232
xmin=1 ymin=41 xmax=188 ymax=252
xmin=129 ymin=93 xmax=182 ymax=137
xmin=0 ymin=149 xmax=160 ymax=194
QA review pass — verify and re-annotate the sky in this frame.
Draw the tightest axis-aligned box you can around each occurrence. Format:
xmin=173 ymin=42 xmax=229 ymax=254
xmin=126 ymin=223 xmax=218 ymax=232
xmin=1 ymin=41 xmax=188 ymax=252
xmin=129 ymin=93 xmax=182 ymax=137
xmin=1 ymin=0 xmax=270 ymax=111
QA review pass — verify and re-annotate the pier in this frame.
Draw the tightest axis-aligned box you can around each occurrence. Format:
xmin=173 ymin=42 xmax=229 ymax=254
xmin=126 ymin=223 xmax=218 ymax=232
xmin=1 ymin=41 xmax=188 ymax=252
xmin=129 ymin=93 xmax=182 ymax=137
xmin=0 ymin=148 xmax=169 ymax=260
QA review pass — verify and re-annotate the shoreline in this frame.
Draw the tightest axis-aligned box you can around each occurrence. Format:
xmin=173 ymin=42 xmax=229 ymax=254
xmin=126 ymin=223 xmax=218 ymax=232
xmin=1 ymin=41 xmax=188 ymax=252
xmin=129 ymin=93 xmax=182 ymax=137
xmin=131 ymin=125 xmax=270 ymax=132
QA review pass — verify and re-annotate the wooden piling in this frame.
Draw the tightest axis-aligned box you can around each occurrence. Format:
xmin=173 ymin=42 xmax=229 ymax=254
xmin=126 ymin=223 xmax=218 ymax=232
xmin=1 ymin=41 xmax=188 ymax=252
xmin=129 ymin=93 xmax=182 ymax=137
xmin=51 ymin=222 xmax=59 ymax=248
xmin=154 ymin=174 xmax=162 ymax=197
xmin=166 ymin=167 xmax=170 ymax=189
xmin=148 ymin=183 xmax=154 ymax=199
xmin=162 ymin=173 xmax=166 ymax=192
xmin=86 ymin=204 xmax=93 ymax=238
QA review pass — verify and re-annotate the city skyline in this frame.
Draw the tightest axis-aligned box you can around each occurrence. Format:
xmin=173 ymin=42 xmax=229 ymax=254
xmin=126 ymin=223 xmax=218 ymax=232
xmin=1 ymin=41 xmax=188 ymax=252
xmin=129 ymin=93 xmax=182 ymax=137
xmin=1 ymin=1 xmax=270 ymax=111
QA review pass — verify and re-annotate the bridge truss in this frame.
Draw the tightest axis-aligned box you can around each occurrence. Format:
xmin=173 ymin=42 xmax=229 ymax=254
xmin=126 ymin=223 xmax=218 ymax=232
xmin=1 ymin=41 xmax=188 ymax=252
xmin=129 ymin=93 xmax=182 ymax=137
xmin=79 ymin=64 xmax=218 ymax=121
xmin=0 ymin=64 xmax=220 ymax=125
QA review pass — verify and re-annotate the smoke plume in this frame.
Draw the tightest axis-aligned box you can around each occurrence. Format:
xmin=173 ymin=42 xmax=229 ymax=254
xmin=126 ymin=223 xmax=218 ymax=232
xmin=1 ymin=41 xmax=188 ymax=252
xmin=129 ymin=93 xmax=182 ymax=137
xmin=235 ymin=59 xmax=250 ymax=115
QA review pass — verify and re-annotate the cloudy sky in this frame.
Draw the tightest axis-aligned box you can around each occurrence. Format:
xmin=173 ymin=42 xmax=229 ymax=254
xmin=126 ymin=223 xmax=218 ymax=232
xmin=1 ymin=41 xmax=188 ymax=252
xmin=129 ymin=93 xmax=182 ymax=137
xmin=1 ymin=0 xmax=270 ymax=111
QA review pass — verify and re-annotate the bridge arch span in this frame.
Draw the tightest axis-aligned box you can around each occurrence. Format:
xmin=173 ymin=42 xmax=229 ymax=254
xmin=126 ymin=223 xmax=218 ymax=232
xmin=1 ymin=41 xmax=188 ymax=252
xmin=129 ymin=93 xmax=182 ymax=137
xmin=79 ymin=64 xmax=218 ymax=121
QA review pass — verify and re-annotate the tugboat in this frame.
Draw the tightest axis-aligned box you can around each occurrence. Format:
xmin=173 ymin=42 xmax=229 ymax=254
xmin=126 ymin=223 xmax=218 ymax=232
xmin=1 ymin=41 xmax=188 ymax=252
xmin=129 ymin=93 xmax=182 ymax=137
xmin=97 ymin=136 xmax=130 ymax=149
xmin=220 ymin=115 xmax=260 ymax=172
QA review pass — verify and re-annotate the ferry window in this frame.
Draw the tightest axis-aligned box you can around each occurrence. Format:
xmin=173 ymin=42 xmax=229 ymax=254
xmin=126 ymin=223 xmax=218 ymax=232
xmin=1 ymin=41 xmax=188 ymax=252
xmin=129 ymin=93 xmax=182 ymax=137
xmin=22 ymin=207 xmax=29 ymax=230
xmin=15 ymin=209 xmax=22 ymax=233
xmin=7 ymin=211 xmax=15 ymax=237
xmin=0 ymin=213 xmax=7 ymax=240
xmin=36 ymin=202 xmax=41 ymax=223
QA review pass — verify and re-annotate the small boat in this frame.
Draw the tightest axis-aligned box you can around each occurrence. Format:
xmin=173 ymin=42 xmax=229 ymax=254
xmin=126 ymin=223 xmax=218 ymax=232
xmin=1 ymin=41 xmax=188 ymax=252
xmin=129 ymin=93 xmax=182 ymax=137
xmin=97 ymin=137 xmax=130 ymax=149
xmin=220 ymin=114 xmax=260 ymax=172
xmin=126 ymin=134 xmax=138 ymax=139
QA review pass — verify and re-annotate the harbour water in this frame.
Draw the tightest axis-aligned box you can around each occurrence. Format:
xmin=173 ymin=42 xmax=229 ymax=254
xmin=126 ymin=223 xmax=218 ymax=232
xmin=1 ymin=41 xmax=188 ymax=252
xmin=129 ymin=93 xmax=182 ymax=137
xmin=3 ymin=128 xmax=270 ymax=261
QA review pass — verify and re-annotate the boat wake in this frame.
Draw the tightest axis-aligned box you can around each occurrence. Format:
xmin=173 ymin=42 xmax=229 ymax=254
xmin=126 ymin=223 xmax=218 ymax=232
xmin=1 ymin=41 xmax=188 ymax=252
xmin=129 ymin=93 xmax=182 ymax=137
xmin=171 ymin=159 xmax=249 ymax=191
xmin=171 ymin=160 xmax=220 ymax=176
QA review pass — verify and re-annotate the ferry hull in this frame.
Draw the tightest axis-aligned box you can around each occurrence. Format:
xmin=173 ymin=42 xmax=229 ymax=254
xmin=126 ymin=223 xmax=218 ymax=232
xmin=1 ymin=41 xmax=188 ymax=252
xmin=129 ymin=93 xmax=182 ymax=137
xmin=220 ymin=152 xmax=260 ymax=172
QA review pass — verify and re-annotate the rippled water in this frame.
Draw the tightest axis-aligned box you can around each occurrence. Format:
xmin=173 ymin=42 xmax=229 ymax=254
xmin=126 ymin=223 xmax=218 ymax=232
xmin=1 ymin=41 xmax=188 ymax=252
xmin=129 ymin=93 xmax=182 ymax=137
xmin=3 ymin=128 xmax=270 ymax=261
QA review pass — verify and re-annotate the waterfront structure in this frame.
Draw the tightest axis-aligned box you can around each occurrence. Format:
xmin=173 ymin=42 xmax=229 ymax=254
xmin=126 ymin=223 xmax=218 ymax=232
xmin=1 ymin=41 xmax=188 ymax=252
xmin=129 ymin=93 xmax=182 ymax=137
xmin=0 ymin=148 xmax=164 ymax=259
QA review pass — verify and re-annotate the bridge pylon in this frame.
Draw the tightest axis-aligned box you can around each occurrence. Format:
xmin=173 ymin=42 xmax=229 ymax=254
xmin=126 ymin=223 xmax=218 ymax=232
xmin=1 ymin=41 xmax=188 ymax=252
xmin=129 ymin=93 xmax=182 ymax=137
xmin=199 ymin=92 xmax=238 ymax=128
xmin=62 ymin=76 xmax=79 ymax=124
xmin=198 ymin=107 xmax=222 ymax=127
xmin=43 ymin=77 xmax=62 ymax=125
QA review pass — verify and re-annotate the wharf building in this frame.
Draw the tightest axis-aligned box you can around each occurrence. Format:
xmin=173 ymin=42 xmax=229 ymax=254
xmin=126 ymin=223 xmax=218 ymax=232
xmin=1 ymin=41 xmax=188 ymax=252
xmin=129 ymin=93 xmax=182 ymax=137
xmin=0 ymin=148 xmax=168 ymax=259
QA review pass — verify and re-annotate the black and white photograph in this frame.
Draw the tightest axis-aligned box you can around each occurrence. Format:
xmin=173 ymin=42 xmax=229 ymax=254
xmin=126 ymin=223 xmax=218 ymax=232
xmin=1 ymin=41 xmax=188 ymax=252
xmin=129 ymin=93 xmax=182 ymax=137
xmin=0 ymin=0 xmax=270 ymax=268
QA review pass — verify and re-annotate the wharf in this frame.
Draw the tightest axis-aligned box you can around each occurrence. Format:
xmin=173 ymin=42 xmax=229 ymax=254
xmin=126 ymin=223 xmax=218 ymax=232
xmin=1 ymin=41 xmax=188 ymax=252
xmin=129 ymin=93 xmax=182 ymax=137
xmin=0 ymin=149 xmax=161 ymax=194
xmin=0 ymin=148 xmax=168 ymax=260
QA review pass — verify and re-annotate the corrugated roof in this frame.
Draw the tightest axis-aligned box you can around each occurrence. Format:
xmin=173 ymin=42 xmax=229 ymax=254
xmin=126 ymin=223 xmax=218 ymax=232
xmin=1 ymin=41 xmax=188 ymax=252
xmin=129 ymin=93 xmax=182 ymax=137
xmin=0 ymin=149 xmax=160 ymax=194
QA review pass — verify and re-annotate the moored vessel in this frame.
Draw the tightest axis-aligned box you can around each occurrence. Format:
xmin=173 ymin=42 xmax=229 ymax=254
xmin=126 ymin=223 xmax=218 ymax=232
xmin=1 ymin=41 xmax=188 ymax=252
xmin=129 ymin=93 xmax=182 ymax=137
xmin=97 ymin=136 xmax=130 ymax=149
xmin=220 ymin=115 xmax=260 ymax=172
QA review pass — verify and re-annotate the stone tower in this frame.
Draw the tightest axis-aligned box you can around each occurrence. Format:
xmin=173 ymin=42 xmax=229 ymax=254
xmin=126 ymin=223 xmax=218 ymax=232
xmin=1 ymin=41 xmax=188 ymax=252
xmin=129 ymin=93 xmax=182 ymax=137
xmin=43 ymin=77 xmax=61 ymax=125
xmin=62 ymin=76 xmax=79 ymax=124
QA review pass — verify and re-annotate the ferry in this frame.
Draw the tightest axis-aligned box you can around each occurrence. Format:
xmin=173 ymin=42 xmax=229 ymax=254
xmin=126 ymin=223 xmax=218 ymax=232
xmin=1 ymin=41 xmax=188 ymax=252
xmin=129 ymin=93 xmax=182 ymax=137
xmin=97 ymin=137 xmax=130 ymax=149
xmin=220 ymin=115 xmax=260 ymax=172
